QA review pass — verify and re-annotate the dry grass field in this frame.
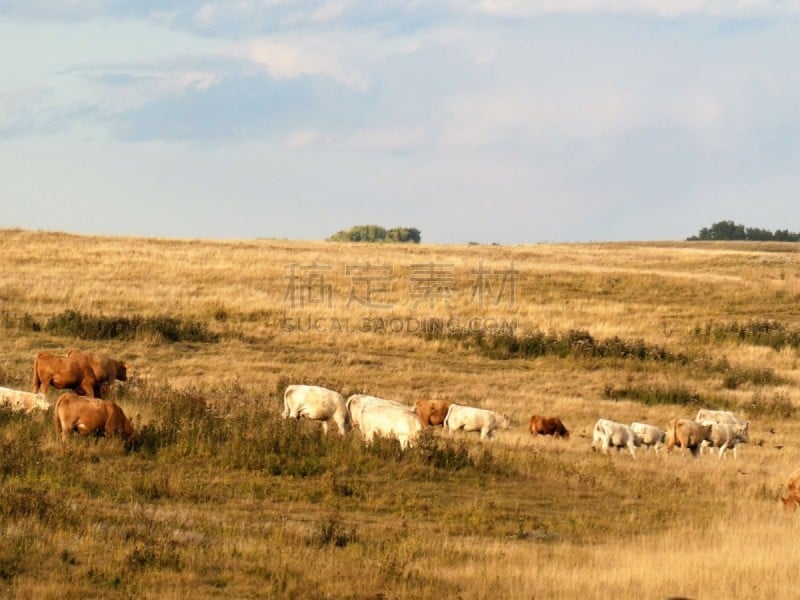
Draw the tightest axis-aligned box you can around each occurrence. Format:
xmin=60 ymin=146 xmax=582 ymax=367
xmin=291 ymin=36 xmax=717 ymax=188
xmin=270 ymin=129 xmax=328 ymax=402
xmin=2 ymin=228 xmax=800 ymax=598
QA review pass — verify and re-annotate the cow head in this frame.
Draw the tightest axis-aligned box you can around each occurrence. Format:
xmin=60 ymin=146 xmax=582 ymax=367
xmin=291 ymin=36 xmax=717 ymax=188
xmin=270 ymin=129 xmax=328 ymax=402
xmin=117 ymin=361 xmax=128 ymax=382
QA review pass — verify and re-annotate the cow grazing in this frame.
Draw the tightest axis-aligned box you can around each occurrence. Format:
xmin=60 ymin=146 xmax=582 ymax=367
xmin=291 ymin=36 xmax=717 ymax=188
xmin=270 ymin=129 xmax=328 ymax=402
xmin=32 ymin=351 xmax=97 ymax=397
xmin=414 ymin=399 xmax=452 ymax=427
xmin=529 ymin=415 xmax=570 ymax=440
xmin=666 ymin=418 xmax=712 ymax=457
xmin=54 ymin=393 xmax=135 ymax=443
xmin=283 ymin=384 xmax=349 ymax=435
xmin=630 ymin=422 xmax=667 ymax=454
xmin=705 ymin=422 xmax=749 ymax=459
xmin=66 ymin=349 xmax=128 ymax=397
xmin=346 ymin=394 xmax=412 ymax=431
xmin=0 ymin=386 xmax=51 ymax=413
xmin=360 ymin=404 xmax=424 ymax=450
xmin=695 ymin=408 xmax=746 ymax=427
xmin=781 ymin=468 xmax=800 ymax=513
xmin=443 ymin=404 xmax=511 ymax=441
xmin=592 ymin=419 xmax=637 ymax=458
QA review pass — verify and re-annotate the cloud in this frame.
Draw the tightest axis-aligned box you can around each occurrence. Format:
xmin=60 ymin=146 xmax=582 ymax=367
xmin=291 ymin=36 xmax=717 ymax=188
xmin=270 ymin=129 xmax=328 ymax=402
xmin=472 ymin=0 xmax=800 ymax=18
xmin=285 ymin=126 xmax=430 ymax=152
xmin=245 ymin=37 xmax=370 ymax=91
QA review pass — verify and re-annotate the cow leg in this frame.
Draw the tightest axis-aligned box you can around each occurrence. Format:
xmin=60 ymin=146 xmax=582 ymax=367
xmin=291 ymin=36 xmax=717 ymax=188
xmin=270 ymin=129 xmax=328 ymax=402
xmin=718 ymin=443 xmax=728 ymax=459
xmin=627 ymin=442 xmax=637 ymax=460
xmin=321 ymin=420 xmax=329 ymax=435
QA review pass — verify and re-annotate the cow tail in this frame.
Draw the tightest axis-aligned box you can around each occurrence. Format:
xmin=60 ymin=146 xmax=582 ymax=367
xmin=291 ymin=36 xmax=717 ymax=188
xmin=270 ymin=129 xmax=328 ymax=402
xmin=53 ymin=394 xmax=63 ymax=440
xmin=443 ymin=404 xmax=454 ymax=430
xmin=32 ymin=352 xmax=42 ymax=393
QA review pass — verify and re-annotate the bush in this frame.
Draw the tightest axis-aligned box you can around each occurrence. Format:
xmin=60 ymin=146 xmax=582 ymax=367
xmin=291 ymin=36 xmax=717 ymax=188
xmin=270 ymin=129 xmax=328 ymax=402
xmin=603 ymin=384 xmax=712 ymax=407
xmin=438 ymin=328 xmax=684 ymax=363
xmin=43 ymin=310 xmax=217 ymax=343
xmin=328 ymin=225 xmax=421 ymax=243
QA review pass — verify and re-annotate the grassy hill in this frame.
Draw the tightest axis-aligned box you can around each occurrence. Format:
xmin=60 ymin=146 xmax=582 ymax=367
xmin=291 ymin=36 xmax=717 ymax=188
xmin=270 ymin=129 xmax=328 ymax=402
xmin=1 ymin=228 xmax=799 ymax=598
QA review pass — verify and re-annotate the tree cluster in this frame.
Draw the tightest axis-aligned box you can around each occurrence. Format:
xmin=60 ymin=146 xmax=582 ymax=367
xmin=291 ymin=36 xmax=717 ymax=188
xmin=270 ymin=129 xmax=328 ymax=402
xmin=687 ymin=220 xmax=800 ymax=242
xmin=328 ymin=225 xmax=421 ymax=243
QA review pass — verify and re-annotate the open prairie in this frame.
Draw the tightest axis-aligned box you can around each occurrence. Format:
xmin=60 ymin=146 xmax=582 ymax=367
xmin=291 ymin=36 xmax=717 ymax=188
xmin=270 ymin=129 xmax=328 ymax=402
xmin=2 ymin=228 xmax=800 ymax=599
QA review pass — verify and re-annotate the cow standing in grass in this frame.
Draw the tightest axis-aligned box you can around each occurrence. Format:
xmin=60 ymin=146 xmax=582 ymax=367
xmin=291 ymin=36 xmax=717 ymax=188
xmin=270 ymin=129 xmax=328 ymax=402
xmin=67 ymin=349 xmax=128 ymax=398
xmin=360 ymin=404 xmax=424 ymax=450
xmin=666 ymin=418 xmax=711 ymax=458
xmin=443 ymin=404 xmax=511 ymax=441
xmin=592 ymin=419 xmax=637 ymax=458
xmin=414 ymin=399 xmax=451 ymax=427
xmin=54 ymin=393 xmax=135 ymax=443
xmin=630 ymin=422 xmax=666 ymax=454
xmin=346 ymin=394 xmax=412 ymax=431
xmin=529 ymin=415 xmax=570 ymax=441
xmin=283 ymin=384 xmax=350 ymax=435
xmin=33 ymin=351 xmax=97 ymax=397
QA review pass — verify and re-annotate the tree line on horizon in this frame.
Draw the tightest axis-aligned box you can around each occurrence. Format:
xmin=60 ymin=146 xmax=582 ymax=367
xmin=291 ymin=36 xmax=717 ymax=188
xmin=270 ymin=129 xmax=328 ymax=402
xmin=328 ymin=225 xmax=421 ymax=244
xmin=687 ymin=220 xmax=800 ymax=242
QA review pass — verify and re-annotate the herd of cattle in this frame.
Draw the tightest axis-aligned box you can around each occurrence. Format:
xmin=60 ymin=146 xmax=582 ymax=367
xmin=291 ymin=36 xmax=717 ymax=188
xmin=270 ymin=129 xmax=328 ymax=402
xmin=2 ymin=351 xmax=800 ymax=511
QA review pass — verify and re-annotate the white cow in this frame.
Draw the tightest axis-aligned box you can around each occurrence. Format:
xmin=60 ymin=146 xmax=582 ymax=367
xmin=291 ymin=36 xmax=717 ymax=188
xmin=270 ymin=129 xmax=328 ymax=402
xmin=592 ymin=419 xmax=637 ymax=459
xmin=695 ymin=408 xmax=746 ymax=426
xmin=695 ymin=408 xmax=748 ymax=457
xmin=630 ymin=422 xmax=667 ymax=454
xmin=443 ymin=404 xmax=511 ymax=441
xmin=346 ymin=394 xmax=412 ymax=431
xmin=282 ymin=384 xmax=349 ymax=435
xmin=705 ymin=422 xmax=749 ymax=459
xmin=0 ymin=386 xmax=51 ymax=413
xmin=359 ymin=404 xmax=424 ymax=450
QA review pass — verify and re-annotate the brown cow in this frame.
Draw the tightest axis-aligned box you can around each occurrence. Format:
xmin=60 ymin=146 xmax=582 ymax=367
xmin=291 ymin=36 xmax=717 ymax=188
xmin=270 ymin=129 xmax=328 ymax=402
xmin=414 ymin=399 xmax=451 ymax=427
xmin=32 ymin=351 xmax=96 ymax=397
xmin=781 ymin=468 xmax=800 ymax=513
xmin=53 ymin=393 xmax=135 ymax=443
xmin=66 ymin=349 xmax=128 ymax=397
xmin=529 ymin=415 xmax=570 ymax=440
xmin=666 ymin=418 xmax=711 ymax=457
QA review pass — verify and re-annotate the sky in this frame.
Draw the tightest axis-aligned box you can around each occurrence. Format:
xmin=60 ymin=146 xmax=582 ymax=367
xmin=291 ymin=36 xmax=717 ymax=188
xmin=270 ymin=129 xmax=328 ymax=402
xmin=2 ymin=1 xmax=800 ymax=244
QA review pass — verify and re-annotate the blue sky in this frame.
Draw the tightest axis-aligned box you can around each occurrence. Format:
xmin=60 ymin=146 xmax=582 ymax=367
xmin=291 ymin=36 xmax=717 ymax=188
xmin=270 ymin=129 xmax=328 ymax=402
xmin=2 ymin=1 xmax=799 ymax=244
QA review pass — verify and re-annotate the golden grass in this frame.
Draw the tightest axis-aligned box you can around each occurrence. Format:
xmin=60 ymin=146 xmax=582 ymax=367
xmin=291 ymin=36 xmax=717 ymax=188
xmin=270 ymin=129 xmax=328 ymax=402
xmin=2 ymin=228 xmax=800 ymax=598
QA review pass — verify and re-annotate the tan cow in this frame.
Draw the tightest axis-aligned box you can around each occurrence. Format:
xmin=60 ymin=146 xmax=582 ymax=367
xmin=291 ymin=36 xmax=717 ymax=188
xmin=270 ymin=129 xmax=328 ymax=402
xmin=54 ymin=393 xmax=135 ymax=443
xmin=666 ymin=418 xmax=711 ymax=457
xmin=66 ymin=349 xmax=128 ymax=397
xmin=0 ymin=386 xmax=51 ymax=413
xmin=529 ymin=415 xmax=570 ymax=440
xmin=414 ymin=399 xmax=451 ymax=427
xmin=33 ymin=351 xmax=97 ymax=397
xmin=781 ymin=468 xmax=800 ymax=513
